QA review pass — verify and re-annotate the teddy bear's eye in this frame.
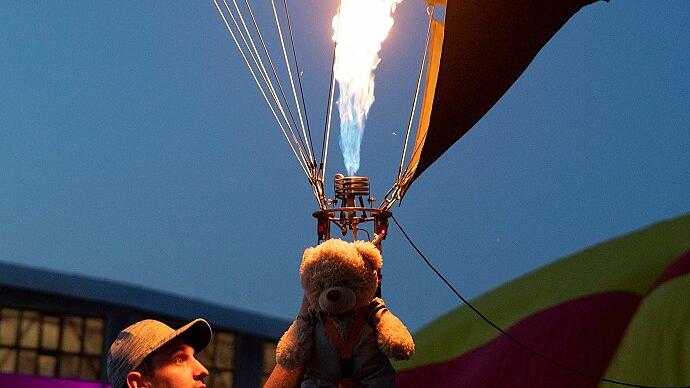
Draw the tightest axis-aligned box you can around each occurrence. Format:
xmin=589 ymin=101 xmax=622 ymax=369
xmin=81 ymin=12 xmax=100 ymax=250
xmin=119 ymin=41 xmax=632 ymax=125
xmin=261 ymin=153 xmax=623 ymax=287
xmin=333 ymin=278 xmax=350 ymax=287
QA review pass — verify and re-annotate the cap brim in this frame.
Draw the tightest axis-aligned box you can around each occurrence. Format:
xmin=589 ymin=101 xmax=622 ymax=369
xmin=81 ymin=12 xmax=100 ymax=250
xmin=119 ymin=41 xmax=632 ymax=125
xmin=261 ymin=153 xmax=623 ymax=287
xmin=171 ymin=318 xmax=212 ymax=354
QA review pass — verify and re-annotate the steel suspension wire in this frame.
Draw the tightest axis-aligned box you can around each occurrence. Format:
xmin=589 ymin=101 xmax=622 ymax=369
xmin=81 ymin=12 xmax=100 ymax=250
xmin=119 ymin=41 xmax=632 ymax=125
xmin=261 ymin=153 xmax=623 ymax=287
xmin=282 ymin=0 xmax=315 ymax=166
xmin=391 ymin=215 xmax=690 ymax=388
xmin=240 ymin=0 xmax=310 ymax=167
xmin=226 ymin=0 xmax=312 ymax=172
xmin=235 ymin=0 xmax=323 ymax=205
xmin=397 ymin=5 xmax=434 ymax=183
xmin=321 ymin=55 xmax=337 ymax=183
xmin=213 ymin=0 xmax=310 ymax=178
xmin=379 ymin=128 xmax=429 ymax=211
xmin=320 ymin=0 xmax=341 ymax=183
xmin=401 ymin=121 xmax=431 ymax=184
xmin=271 ymin=0 xmax=315 ymax=171
xmin=379 ymin=7 xmax=435 ymax=212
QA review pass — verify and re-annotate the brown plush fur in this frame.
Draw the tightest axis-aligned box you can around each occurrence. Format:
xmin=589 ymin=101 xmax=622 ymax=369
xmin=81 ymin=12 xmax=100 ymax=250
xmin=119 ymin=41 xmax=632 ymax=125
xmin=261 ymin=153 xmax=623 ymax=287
xmin=276 ymin=316 xmax=314 ymax=369
xmin=375 ymin=309 xmax=415 ymax=360
xmin=300 ymin=239 xmax=381 ymax=311
xmin=276 ymin=239 xmax=415 ymax=372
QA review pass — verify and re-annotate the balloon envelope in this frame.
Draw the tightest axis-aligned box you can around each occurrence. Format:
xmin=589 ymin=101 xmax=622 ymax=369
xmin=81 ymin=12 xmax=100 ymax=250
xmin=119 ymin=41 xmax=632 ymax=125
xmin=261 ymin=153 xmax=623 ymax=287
xmin=395 ymin=213 xmax=690 ymax=387
xmin=398 ymin=0 xmax=605 ymax=195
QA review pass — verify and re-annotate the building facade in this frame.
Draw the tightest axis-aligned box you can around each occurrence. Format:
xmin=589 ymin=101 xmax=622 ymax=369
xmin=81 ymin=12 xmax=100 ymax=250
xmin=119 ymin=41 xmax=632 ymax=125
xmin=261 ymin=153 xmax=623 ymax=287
xmin=0 ymin=261 xmax=290 ymax=388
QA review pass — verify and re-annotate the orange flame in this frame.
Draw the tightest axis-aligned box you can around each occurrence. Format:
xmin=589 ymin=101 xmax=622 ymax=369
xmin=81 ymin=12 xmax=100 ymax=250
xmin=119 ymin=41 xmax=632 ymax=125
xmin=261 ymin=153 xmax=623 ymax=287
xmin=332 ymin=0 xmax=403 ymax=175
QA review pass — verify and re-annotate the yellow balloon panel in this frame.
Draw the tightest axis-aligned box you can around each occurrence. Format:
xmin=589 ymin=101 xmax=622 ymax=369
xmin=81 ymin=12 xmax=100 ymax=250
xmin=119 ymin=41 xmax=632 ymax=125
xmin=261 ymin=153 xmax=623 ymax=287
xmin=601 ymin=276 xmax=690 ymax=387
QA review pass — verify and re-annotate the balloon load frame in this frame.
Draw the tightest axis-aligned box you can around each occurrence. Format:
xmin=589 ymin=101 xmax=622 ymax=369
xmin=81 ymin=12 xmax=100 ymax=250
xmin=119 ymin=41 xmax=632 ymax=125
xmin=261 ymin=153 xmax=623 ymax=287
xmin=314 ymin=174 xmax=391 ymax=248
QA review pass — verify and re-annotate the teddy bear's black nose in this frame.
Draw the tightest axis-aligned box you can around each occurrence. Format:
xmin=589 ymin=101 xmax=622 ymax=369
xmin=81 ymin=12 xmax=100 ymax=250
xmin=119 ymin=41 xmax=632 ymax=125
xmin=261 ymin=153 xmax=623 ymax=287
xmin=326 ymin=289 xmax=341 ymax=302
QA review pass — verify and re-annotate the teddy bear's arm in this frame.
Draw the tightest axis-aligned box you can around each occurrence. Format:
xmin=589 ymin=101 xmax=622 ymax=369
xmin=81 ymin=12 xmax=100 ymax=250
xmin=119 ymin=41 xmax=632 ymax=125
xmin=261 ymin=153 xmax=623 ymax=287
xmin=276 ymin=311 xmax=316 ymax=369
xmin=373 ymin=301 xmax=415 ymax=361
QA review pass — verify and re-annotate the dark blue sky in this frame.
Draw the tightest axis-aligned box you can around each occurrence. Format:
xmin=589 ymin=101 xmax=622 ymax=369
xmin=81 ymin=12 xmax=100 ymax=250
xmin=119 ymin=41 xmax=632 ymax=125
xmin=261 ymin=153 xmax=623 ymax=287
xmin=1 ymin=1 xmax=688 ymax=330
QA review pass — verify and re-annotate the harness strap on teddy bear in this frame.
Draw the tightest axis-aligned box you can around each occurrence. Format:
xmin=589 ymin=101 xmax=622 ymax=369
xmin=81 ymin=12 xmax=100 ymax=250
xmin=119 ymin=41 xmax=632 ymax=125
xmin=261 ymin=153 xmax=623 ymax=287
xmin=321 ymin=300 xmax=388 ymax=387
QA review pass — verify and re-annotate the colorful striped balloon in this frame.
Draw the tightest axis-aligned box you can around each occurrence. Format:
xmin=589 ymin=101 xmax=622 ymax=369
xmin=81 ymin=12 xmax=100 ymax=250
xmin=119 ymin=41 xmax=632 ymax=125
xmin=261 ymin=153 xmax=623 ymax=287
xmin=395 ymin=213 xmax=690 ymax=387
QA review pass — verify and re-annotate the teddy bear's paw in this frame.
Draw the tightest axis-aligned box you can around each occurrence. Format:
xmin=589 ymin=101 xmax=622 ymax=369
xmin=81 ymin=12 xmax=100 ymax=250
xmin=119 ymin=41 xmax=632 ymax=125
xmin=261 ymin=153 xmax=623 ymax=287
xmin=275 ymin=345 xmax=306 ymax=369
xmin=276 ymin=336 xmax=311 ymax=368
xmin=376 ymin=312 xmax=415 ymax=360
xmin=378 ymin=336 xmax=415 ymax=360
xmin=275 ymin=320 xmax=313 ymax=368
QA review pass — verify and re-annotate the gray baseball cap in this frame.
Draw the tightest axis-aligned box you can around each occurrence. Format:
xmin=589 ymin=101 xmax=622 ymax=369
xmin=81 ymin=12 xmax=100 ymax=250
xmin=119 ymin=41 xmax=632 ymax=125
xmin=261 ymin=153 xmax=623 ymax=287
xmin=107 ymin=318 xmax=212 ymax=388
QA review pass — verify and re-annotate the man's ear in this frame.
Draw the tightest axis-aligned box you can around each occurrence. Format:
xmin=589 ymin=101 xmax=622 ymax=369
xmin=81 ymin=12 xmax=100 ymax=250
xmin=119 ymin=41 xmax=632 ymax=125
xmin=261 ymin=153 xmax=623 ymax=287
xmin=126 ymin=371 xmax=148 ymax=388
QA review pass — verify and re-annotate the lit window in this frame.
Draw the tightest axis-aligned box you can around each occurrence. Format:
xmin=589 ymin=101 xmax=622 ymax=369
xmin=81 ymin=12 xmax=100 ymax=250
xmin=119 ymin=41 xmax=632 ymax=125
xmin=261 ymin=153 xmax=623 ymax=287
xmin=262 ymin=342 xmax=277 ymax=386
xmin=19 ymin=311 xmax=39 ymax=349
xmin=196 ymin=330 xmax=235 ymax=388
xmin=0 ymin=309 xmax=19 ymax=346
xmin=0 ymin=307 xmax=104 ymax=381
xmin=37 ymin=354 xmax=56 ymax=377
xmin=41 ymin=316 xmax=60 ymax=350
xmin=0 ymin=348 xmax=17 ymax=373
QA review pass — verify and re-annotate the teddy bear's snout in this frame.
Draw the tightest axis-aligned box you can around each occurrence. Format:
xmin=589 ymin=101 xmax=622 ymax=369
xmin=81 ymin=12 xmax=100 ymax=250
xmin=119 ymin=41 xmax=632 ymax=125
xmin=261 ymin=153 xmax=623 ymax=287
xmin=319 ymin=286 xmax=356 ymax=315
xmin=326 ymin=289 xmax=341 ymax=302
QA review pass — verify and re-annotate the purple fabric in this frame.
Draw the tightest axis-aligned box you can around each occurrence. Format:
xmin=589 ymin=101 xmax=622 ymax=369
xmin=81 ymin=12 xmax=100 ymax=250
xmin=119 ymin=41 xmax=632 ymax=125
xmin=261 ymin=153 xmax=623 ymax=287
xmin=0 ymin=373 xmax=109 ymax=388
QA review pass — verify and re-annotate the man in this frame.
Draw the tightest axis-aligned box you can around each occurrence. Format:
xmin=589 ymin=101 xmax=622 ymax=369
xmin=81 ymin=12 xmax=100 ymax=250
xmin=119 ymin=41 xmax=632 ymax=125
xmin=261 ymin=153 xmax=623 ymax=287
xmin=107 ymin=318 xmax=211 ymax=388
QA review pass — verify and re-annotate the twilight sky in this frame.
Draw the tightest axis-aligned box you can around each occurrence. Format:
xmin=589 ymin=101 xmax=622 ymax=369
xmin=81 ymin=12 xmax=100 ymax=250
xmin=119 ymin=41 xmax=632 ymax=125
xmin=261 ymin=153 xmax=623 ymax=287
xmin=1 ymin=1 xmax=688 ymax=331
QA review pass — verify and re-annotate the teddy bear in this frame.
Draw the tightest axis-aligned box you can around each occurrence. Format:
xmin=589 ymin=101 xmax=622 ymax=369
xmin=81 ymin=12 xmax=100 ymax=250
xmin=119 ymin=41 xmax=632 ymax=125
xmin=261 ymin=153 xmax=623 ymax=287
xmin=276 ymin=238 xmax=415 ymax=387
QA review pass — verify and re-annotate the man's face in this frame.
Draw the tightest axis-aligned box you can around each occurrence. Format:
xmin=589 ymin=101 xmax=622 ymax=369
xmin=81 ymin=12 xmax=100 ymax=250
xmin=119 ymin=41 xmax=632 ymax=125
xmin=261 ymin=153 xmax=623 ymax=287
xmin=139 ymin=338 xmax=209 ymax=388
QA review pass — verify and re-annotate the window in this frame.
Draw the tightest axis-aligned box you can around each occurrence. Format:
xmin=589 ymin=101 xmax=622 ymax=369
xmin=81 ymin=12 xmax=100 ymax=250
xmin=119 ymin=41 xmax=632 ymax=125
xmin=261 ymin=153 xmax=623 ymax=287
xmin=0 ymin=307 xmax=104 ymax=380
xmin=197 ymin=330 xmax=235 ymax=388
xmin=261 ymin=342 xmax=277 ymax=386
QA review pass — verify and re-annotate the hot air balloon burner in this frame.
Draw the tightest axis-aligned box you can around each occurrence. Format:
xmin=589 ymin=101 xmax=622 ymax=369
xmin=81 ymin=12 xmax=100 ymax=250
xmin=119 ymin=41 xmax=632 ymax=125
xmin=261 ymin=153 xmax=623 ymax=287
xmin=313 ymin=174 xmax=391 ymax=249
xmin=334 ymin=174 xmax=370 ymax=207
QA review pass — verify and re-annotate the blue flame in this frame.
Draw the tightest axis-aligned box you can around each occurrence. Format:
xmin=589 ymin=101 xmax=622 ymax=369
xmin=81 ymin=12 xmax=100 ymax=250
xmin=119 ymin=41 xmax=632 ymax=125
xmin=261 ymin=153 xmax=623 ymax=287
xmin=337 ymin=86 xmax=370 ymax=176
xmin=339 ymin=119 xmax=363 ymax=176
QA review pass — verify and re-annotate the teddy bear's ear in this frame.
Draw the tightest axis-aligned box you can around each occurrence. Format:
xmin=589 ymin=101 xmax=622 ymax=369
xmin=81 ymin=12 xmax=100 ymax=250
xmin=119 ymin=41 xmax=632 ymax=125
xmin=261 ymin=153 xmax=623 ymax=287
xmin=299 ymin=246 xmax=317 ymax=276
xmin=302 ymin=246 xmax=315 ymax=263
xmin=352 ymin=240 xmax=382 ymax=270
